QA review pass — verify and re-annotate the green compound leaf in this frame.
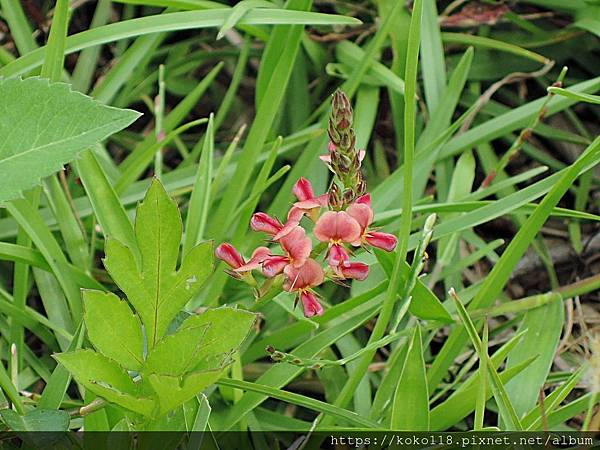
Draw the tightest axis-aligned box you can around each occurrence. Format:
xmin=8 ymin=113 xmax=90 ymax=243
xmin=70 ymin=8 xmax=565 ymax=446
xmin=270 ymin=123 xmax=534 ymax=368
xmin=103 ymin=179 xmax=214 ymax=349
xmin=56 ymin=180 xmax=257 ymax=419
xmin=144 ymin=307 xmax=257 ymax=414
xmin=54 ymin=350 xmax=156 ymax=417
xmin=0 ymin=77 xmax=140 ymax=202
xmin=83 ymin=290 xmax=144 ymax=371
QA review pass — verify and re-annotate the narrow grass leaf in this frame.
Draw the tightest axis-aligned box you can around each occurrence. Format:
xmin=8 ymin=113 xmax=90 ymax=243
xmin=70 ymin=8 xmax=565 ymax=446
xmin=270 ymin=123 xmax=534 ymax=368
xmin=390 ymin=325 xmax=429 ymax=430
xmin=183 ymin=115 xmax=214 ymax=256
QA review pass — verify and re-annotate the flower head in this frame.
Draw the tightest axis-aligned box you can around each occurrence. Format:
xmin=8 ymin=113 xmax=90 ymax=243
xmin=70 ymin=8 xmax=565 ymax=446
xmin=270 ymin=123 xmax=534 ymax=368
xmin=283 ymin=259 xmax=325 ymax=317
xmin=273 ymin=178 xmax=328 ymax=241
xmin=215 ymin=90 xmax=401 ymax=318
xmin=347 ymin=198 xmax=398 ymax=252
xmin=283 ymin=259 xmax=324 ymax=292
xmin=261 ymin=226 xmax=312 ymax=277
xmin=215 ymin=244 xmax=270 ymax=282
xmin=313 ymin=211 xmax=361 ymax=267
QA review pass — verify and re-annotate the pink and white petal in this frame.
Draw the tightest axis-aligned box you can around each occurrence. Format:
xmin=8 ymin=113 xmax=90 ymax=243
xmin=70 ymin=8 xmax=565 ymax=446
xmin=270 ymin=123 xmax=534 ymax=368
xmin=287 ymin=206 xmax=306 ymax=222
xmin=346 ymin=203 xmax=373 ymax=232
xmin=313 ymin=193 xmax=329 ymax=207
xmin=215 ymin=243 xmax=244 ymax=269
xmin=294 ymin=198 xmax=324 ymax=210
xmin=272 ymin=209 xmax=304 ymax=241
xmin=366 ymin=231 xmax=398 ymax=252
xmin=334 ymin=211 xmax=362 ymax=242
xmin=292 ymin=177 xmax=314 ymax=202
xmin=328 ymin=244 xmax=350 ymax=268
xmin=328 ymin=141 xmax=336 ymax=152
xmin=250 ymin=212 xmax=283 ymax=235
xmin=358 ymin=149 xmax=366 ymax=163
xmin=262 ymin=256 xmax=289 ymax=277
xmin=313 ymin=211 xmax=337 ymax=242
xmin=251 ymin=246 xmax=271 ymax=260
xmin=280 ymin=227 xmax=312 ymax=267
xmin=300 ymin=291 xmax=324 ymax=317
xmin=314 ymin=211 xmax=361 ymax=243
xmin=233 ymin=246 xmax=271 ymax=272
xmin=340 ymin=262 xmax=369 ymax=281
xmin=283 ymin=259 xmax=324 ymax=291
xmin=319 ymin=154 xmax=332 ymax=163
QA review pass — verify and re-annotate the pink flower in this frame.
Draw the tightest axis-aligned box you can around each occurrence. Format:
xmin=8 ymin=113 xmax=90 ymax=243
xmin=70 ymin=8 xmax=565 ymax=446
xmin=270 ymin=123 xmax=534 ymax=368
xmin=335 ymin=262 xmax=369 ymax=281
xmin=250 ymin=212 xmax=283 ymax=236
xmin=300 ymin=291 xmax=323 ymax=317
xmin=283 ymin=259 xmax=325 ymax=317
xmin=346 ymin=196 xmax=398 ymax=252
xmin=283 ymin=258 xmax=324 ymax=291
xmin=215 ymin=243 xmax=244 ymax=269
xmin=313 ymin=211 xmax=361 ymax=267
xmin=261 ymin=226 xmax=312 ymax=277
xmin=292 ymin=177 xmax=328 ymax=211
xmin=272 ymin=178 xmax=328 ymax=241
xmin=215 ymin=244 xmax=270 ymax=279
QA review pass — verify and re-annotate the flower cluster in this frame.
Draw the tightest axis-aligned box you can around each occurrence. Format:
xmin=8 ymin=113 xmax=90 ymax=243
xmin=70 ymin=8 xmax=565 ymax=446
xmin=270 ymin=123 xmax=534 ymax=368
xmin=216 ymin=90 xmax=397 ymax=317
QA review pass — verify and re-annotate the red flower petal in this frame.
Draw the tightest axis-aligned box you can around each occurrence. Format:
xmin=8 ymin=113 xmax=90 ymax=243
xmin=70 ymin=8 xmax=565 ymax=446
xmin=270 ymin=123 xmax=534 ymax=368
xmin=283 ymin=259 xmax=324 ymax=291
xmin=300 ymin=291 xmax=324 ymax=317
xmin=339 ymin=262 xmax=369 ymax=281
xmin=294 ymin=192 xmax=329 ymax=210
xmin=328 ymin=243 xmax=350 ymax=267
xmin=279 ymin=226 xmax=312 ymax=267
xmin=356 ymin=193 xmax=371 ymax=207
xmin=262 ymin=255 xmax=289 ymax=277
xmin=272 ymin=207 xmax=304 ymax=241
xmin=346 ymin=203 xmax=373 ymax=234
xmin=233 ymin=246 xmax=271 ymax=272
xmin=313 ymin=211 xmax=361 ymax=243
xmin=293 ymin=198 xmax=323 ymax=210
xmin=250 ymin=212 xmax=283 ymax=235
xmin=215 ymin=243 xmax=244 ymax=269
xmin=366 ymin=232 xmax=398 ymax=252
xmin=292 ymin=177 xmax=314 ymax=202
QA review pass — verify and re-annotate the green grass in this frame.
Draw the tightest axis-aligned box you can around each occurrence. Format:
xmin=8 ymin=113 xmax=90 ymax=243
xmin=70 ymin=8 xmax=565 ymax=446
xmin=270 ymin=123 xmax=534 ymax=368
xmin=0 ymin=0 xmax=599 ymax=436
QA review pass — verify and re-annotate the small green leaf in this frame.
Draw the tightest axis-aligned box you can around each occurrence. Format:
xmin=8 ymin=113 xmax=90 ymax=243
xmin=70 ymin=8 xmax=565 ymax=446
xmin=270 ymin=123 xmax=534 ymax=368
xmin=0 ymin=77 xmax=140 ymax=202
xmin=548 ymin=86 xmax=600 ymax=104
xmin=54 ymin=350 xmax=155 ymax=416
xmin=103 ymin=179 xmax=214 ymax=349
xmin=148 ymin=370 xmax=224 ymax=415
xmin=143 ymin=320 xmax=211 ymax=376
xmin=390 ymin=325 xmax=429 ymax=430
xmin=0 ymin=409 xmax=70 ymax=432
xmin=217 ymin=0 xmax=274 ymax=40
xmin=189 ymin=308 xmax=257 ymax=371
xmin=83 ymin=290 xmax=144 ymax=370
